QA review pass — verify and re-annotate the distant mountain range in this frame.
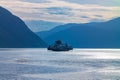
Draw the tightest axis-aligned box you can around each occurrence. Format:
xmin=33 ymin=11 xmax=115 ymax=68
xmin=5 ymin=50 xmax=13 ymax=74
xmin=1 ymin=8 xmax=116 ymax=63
xmin=25 ymin=20 xmax=62 ymax=32
xmin=0 ymin=6 xmax=46 ymax=48
xmin=37 ymin=17 xmax=120 ymax=48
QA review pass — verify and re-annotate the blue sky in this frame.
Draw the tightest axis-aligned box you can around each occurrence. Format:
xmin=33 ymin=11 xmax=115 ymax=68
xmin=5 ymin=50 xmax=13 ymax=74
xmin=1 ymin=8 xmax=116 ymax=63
xmin=62 ymin=0 xmax=120 ymax=6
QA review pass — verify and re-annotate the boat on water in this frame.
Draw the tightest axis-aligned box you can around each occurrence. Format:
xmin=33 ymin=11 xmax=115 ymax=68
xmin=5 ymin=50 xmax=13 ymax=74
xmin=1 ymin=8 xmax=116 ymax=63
xmin=47 ymin=40 xmax=73 ymax=51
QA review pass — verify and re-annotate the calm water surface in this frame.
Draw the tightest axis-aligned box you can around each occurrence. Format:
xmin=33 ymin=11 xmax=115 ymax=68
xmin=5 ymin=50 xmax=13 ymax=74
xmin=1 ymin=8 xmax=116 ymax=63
xmin=0 ymin=48 xmax=120 ymax=80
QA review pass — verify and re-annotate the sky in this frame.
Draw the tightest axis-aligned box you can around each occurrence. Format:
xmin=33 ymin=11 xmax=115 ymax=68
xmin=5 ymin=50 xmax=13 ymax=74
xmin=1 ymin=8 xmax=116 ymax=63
xmin=0 ymin=0 xmax=120 ymax=31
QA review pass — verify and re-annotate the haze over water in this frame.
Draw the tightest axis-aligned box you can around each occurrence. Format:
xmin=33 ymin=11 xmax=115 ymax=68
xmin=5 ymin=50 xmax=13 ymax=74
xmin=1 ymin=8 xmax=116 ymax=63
xmin=0 ymin=48 xmax=120 ymax=80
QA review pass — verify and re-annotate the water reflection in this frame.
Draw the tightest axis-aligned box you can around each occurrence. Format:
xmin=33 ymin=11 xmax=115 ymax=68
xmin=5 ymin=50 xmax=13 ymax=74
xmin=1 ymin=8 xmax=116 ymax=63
xmin=0 ymin=48 xmax=120 ymax=80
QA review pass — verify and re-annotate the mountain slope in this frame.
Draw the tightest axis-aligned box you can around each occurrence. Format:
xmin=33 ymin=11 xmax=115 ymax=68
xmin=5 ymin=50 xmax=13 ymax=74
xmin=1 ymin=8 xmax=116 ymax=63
xmin=36 ymin=23 xmax=77 ymax=39
xmin=37 ymin=17 xmax=120 ymax=48
xmin=0 ymin=6 xmax=46 ymax=48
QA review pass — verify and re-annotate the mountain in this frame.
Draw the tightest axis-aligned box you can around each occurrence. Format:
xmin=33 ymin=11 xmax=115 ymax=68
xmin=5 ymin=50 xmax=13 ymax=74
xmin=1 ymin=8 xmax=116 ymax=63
xmin=36 ymin=23 xmax=75 ymax=39
xmin=37 ymin=17 xmax=120 ymax=48
xmin=0 ymin=6 xmax=46 ymax=48
xmin=25 ymin=20 xmax=62 ymax=32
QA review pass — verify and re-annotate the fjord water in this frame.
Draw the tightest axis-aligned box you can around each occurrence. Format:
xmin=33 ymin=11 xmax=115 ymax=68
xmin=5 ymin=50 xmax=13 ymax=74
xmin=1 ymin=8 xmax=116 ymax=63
xmin=0 ymin=49 xmax=120 ymax=80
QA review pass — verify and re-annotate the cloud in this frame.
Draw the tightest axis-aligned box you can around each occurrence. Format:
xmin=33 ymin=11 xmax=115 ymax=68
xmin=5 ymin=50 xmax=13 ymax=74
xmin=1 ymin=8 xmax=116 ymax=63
xmin=20 ymin=0 xmax=51 ymax=3
xmin=80 ymin=16 xmax=89 ymax=19
xmin=94 ymin=15 xmax=103 ymax=18
xmin=46 ymin=7 xmax=72 ymax=15
xmin=0 ymin=0 xmax=119 ymax=23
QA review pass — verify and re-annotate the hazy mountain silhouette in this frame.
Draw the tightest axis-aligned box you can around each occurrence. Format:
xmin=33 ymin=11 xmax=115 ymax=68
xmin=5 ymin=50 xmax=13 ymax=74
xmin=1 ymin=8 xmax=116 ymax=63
xmin=0 ymin=6 xmax=46 ymax=48
xmin=37 ymin=17 xmax=120 ymax=48
xmin=25 ymin=20 xmax=62 ymax=32
xmin=36 ymin=23 xmax=76 ymax=39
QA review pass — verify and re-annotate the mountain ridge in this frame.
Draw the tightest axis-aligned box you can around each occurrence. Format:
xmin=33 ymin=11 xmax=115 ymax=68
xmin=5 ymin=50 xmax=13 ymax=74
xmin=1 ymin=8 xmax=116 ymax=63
xmin=0 ymin=6 xmax=47 ymax=48
xmin=37 ymin=17 xmax=120 ymax=48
